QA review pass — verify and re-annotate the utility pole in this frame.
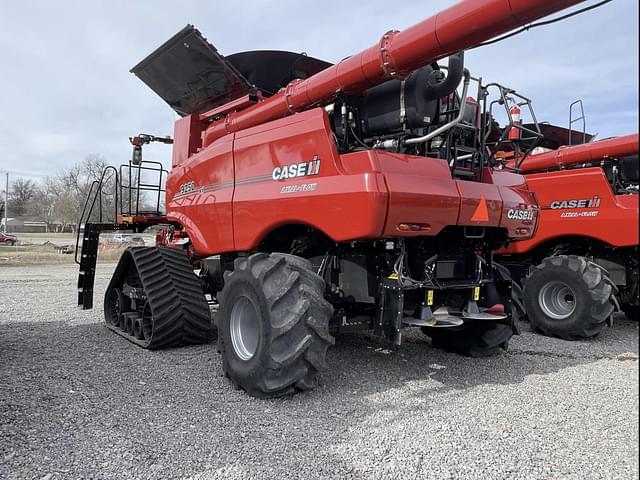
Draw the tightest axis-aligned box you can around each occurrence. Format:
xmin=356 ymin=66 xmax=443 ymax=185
xmin=3 ymin=172 xmax=7 ymax=233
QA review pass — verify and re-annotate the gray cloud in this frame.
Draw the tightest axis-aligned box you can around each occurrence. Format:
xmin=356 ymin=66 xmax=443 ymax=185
xmin=1 ymin=0 xmax=637 ymax=178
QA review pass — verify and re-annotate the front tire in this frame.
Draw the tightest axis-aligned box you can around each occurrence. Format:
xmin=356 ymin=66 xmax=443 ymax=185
xmin=217 ymin=253 xmax=334 ymax=397
xmin=523 ymin=255 xmax=615 ymax=340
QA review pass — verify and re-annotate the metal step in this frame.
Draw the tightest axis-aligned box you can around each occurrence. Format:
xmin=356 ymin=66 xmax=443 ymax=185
xmin=77 ymin=225 xmax=101 ymax=310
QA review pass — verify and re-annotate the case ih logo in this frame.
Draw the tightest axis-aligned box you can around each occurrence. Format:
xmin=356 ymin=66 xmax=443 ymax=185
xmin=550 ymin=196 xmax=601 ymax=209
xmin=272 ymin=156 xmax=321 ymax=181
xmin=507 ymin=209 xmax=535 ymax=221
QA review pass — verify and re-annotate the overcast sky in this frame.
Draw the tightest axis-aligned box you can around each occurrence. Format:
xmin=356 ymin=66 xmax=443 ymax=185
xmin=0 ymin=0 xmax=637 ymax=180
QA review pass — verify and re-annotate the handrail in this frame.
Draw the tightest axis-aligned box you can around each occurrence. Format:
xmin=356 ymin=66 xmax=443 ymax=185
xmin=119 ymin=160 xmax=168 ymax=216
xmin=74 ymin=166 xmax=119 ymax=264
xmin=74 ymin=160 xmax=169 ymax=264
xmin=405 ymin=69 xmax=471 ymax=145
xmin=568 ymin=99 xmax=586 ymax=146
xmin=480 ymin=82 xmax=543 ymax=170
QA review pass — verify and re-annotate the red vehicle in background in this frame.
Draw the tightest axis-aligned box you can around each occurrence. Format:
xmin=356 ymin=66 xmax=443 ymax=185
xmin=498 ymin=129 xmax=638 ymax=339
xmin=0 ymin=232 xmax=18 ymax=246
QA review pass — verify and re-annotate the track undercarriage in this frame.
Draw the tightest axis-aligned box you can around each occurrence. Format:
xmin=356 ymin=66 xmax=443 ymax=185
xmin=103 ymin=246 xmax=212 ymax=348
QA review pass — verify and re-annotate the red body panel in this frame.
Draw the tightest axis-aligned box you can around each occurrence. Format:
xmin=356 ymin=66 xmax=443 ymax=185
xmin=231 ymin=110 xmax=388 ymax=250
xmin=377 ymin=153 xmax=461 ymax=236
xmin=166 ymin=108 xmax=539 ymax=256
xmin=166 ymin=134 xmax=236 ymax=252
xmin=499 ymin=167 xmax=639 ymax=254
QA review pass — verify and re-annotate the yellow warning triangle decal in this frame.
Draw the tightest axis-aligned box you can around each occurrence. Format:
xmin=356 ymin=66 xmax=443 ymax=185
xmin=470 ymin=196 xmax=489 ymax=222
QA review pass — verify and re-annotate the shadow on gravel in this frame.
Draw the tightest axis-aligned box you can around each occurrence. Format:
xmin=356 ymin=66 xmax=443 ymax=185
xmin=1 ymin=316 xmax=638 ymax=479
xmin=328 ymin=314 xmax=639 ymax=397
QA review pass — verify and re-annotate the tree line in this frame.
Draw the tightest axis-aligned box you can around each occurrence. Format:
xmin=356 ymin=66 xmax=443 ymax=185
xmin=2 ymin=154 xmax=158 ymax=232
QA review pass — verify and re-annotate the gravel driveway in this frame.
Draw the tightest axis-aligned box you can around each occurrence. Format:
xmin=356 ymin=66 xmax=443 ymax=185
xmin=1 ymin=264 xmax=638 ymax=479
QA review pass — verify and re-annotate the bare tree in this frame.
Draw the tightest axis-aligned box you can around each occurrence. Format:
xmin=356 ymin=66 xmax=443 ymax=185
xmin=28 ymin=177 xmax=58 ymax=232
xmin=5 ymin=154 xmax=148 ymax=233
xmin=57 ymin=154 xmax=116 ymax=228
xmin=9 ymin=178 xmax=37 ymax=216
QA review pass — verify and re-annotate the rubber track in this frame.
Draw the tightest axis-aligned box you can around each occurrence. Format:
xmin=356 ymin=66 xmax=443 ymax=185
xmin=105 ymin=246 xmax=212 ymax=349
xmin=524 ymin=255 xmax=615 ymax=340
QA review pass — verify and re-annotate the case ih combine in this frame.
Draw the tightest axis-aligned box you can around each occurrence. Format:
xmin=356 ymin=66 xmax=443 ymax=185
xmin=497 ymin=132 xmax=638 ymax=339
xmin=76 ymin=0 xmax=609 ymax=397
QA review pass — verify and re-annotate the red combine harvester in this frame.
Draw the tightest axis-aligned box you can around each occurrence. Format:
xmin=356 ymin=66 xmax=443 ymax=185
xmin=497 ymin=132 xmax=639 ymax=339
xmin=76 ymin=0 xmax=601 ymax=397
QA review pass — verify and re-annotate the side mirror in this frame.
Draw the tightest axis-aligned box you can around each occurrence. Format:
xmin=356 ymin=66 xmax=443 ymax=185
xmin=132 ymin=145 xmax=142 ymax=165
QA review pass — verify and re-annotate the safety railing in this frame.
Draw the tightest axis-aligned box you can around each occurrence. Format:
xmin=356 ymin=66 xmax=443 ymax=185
xmin=119 ymin=160 xmax=167 ymax=217
xmin=74 ymin=166 xmax=119 ymax=264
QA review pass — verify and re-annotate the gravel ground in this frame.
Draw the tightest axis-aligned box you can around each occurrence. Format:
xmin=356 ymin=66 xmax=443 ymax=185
xmin=1 ymin=264 xmax=638 ymax=480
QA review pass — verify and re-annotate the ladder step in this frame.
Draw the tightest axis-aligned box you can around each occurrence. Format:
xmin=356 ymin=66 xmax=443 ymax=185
xmin=77 ymin=223 xmax=102 ymax=310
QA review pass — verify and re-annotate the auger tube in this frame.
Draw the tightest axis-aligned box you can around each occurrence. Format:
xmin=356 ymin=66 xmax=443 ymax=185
xmin=518 ymin=133 xmax=640 ymax=173
xmin=203 ymin=0 xmax=586 ymax=146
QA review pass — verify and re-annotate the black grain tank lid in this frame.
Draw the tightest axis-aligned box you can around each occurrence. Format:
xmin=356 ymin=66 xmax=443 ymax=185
xmin=131 ymin=25 xmax=252 ymax=116
xmin=131 ymin=25 xmax=332 ymax=117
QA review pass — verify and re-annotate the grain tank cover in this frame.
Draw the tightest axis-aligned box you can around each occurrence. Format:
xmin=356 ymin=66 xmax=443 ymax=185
xmin=130 ymin=25 xmax=252 ymax=116
xmin=226 ymin=51 xmax=332 ymax=96
xmin=131 ymin=25 xmax=332 ymax=116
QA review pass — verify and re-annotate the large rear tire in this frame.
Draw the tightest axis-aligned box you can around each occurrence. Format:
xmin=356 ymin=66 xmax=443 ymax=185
xmin=217 ymin=253 xmax=334 ymax=398
xmin=523 ymin=255 xmax=615 ymax=340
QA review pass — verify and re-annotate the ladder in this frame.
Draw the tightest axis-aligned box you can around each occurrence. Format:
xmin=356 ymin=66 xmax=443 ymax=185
xmin=74 ymin=160 xmax=168 ymax=310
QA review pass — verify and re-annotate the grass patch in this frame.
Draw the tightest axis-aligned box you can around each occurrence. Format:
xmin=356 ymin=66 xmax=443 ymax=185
xmin=0 ymin=244 xmax=126 ymax=266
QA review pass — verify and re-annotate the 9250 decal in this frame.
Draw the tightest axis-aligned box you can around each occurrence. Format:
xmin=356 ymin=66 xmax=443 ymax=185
xmin=179 ymin=181 xmax=196 ymax=195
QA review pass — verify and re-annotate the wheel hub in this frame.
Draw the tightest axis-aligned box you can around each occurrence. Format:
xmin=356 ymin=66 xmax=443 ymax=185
xmin=230 ymin=296 xmax=260 ymax=361
xmin=538 ymin=281 xmax=576 ymax=320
